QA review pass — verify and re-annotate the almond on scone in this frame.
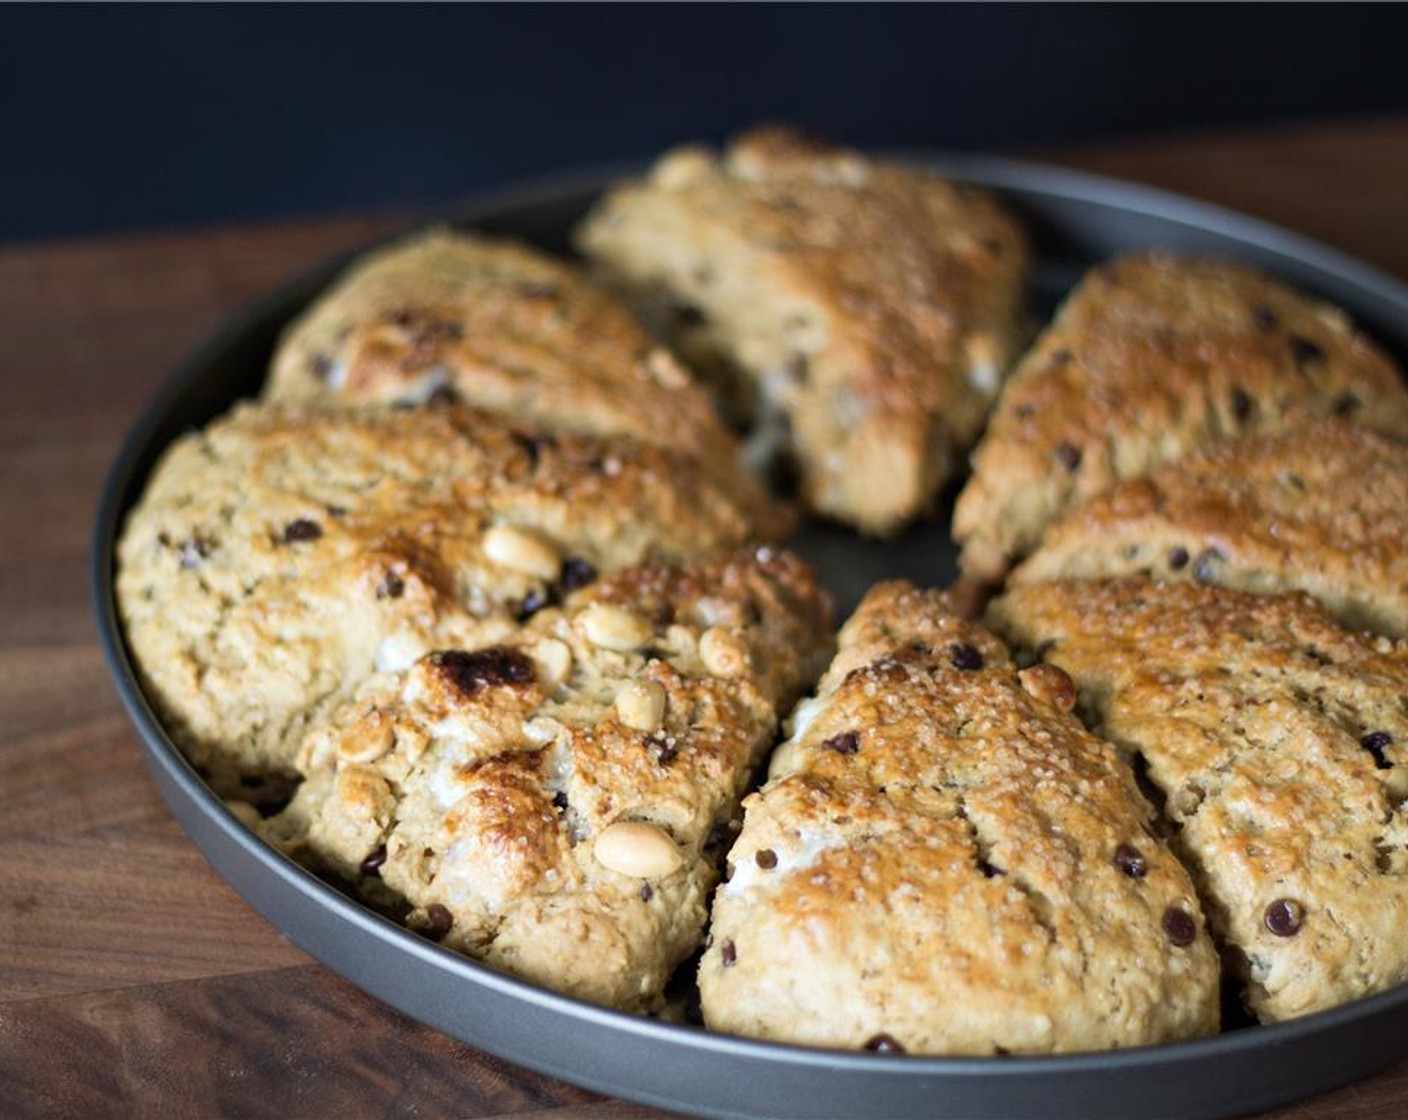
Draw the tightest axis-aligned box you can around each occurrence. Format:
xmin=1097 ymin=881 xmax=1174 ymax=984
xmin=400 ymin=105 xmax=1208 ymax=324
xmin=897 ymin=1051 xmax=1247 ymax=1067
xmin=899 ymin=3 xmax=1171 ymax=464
xmin=953 ymin=253 xmax=1408 ymax=581
xmin=700 ymin=581 xmax=1219 ymax=1054
xmin=266 ymin=547 xmax=834 ymax=1012
xmin=577 ymin=126 xmax=1029 ymax=535
xmin=991 ymin=578 xmax=1408 ymax=1022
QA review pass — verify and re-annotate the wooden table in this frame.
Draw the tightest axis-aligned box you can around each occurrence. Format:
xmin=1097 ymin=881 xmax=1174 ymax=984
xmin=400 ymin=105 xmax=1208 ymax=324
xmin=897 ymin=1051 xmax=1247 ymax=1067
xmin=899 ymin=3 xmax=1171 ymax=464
xmin=5 ymin=117 xmax=1408 ymax=1119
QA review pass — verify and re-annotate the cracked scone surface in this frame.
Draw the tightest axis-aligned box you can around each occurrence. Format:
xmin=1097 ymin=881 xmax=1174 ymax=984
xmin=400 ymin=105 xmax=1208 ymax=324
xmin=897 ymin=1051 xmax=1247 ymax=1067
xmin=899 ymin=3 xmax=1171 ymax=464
xmin=699 ymin=581 xmax=1219 ymax=1054
xmin=1013 ymin=420 xmax=1408 ymax=638
xmin=266 ymin=547 xmax=834 ymax=1012
xmin=953 ymin=253 xmax=1408 ymax=580
xmin=577 ymin=126 xmax=1029 ymax=535
xmin=990 ymin=579 xmax=1408 ymax=1022
xmin=116 ymin=401 xmax=769 ymax=794
xmin=264 ymin=228 xmax=764 ymax=507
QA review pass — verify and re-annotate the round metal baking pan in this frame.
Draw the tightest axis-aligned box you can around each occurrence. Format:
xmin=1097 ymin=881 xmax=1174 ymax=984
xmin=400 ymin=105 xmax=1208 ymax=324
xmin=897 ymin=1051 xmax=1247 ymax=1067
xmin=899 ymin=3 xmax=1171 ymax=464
xmin=94 ymin=153 xmax=1408 ymax=1120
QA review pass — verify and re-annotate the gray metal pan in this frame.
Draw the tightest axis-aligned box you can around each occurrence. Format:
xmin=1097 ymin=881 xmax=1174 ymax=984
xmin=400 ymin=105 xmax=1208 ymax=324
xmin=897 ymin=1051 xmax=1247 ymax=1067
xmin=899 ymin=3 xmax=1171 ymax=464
xmin=92 ymin=154 xmax=1408 ymax=1120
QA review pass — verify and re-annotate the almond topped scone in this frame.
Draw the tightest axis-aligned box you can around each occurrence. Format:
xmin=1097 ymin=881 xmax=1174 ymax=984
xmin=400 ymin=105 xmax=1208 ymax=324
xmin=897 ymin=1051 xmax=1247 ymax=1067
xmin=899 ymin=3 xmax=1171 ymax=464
xmin=991 ymin=579 xmax=1408 ymax=1022
xmin=577 ymin=126 xmax=1029 ymax=535
xmin=116 ymin=401 xmax=774 ymax=795
xmin=1012 ymin=420 xmax=1408 ymax=638
xmin=953 ymin=253 xmax=1408 ymax=581
xmin=264 ymin=228 xmax=766 ymax=509
xmin=700 ymin=582 xmax=1219 ymax=1054
xmin=266 ymin=547 xmax=834 ymax=1012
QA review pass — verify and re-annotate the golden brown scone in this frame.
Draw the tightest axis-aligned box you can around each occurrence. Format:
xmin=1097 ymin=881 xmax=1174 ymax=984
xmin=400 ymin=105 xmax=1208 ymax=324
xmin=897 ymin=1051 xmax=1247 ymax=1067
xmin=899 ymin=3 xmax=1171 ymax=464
xmin=699 ymin=582 xmax=1219 ymax=1054
xmin=953 ymin=253 xmax=1408 ymax=581
xmin=265 ymin=547 xmax=834 ymax=1012
xmin=990 ymin=579 xmax=1408 ymax=1022
xmin=1013 ymin=420 xmax=1408 ymax=638
xmin=115 ymin=401 xmax=770 ymax=795
xmin=264 ymin=228 xmax=767 ymax=510
xmin=576 ymin=125 xmax=1029 ymax=535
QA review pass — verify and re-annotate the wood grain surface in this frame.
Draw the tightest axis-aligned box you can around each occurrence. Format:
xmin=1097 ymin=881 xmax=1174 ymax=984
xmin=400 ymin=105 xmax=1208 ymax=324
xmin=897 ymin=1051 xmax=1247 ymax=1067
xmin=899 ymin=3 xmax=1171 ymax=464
xmin=5 ymin=118 xmax=1408 ymax=1120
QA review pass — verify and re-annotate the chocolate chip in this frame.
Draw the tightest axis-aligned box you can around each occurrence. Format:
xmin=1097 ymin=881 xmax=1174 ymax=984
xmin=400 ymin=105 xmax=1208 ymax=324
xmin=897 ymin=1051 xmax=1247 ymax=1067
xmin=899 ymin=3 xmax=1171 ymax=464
xmin=755 ymin=849 xmax=778 ymax=870
xmin=977 ymin=858 xmax=1003 ymax=879
xmin=360 ymin=844 xmax=387 ymax=876
xmin=1290 ymin=335 xmax=1326 ymax=366
xmin=559 ymin=557 xmax=597 ymax=591
xmin=639 ymin=883 xmax=654 ymax=903
xmin=282 ymin=518 xmax=322 ymax=544
xmin=950 ymin=643 xmax=985 ymax=671
xmin=376 ymin=571 xmax=405 ymax=600
xmin=429 ymin=647 xmax=536 ymax=698
xmin=1264 ymin=897 xmax=1304 ymax=937
xmin=1362 ymin=730 xmax=1395 ymax=769
xmin=864 ymin=1033 xmax=906 ymax=1053
xmin=517 ymin=588 xmax=550 ymax=621
xmin=1192 ymin=548 xmax=1224 ymax=584
xmin=421 ymin=903 xmax=453 ymax=941
xmin=1252 ymin=306 xmax=1280 ymax=331
xmin=1168 ymin=546 xmax=1190 ymax=571
xmin=1162 ymin=906 xmax=1197 ymax=947
xmin=1054 ymin=442 xmax=1082 ymax=472
xmin=1231 ymin=388 xmax=1253 ymax=422
xmin=1333 ymin=392 xmax=1361 ymax=417
xmin=820 ymin=731 xmax=860 ymax=755
xmin=720 ymin=939 xmax=737 ymax=967
xmin=552 ymin=790 xmax=569 ymax=811
xmin=1113 ymin=843 xmax=1148 ymax=879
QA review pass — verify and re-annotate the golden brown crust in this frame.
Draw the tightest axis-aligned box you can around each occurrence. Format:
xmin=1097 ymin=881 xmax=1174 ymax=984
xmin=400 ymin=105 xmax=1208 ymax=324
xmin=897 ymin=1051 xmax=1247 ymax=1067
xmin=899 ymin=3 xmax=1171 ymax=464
xmin=954 ymin=254 xmax=1408 ymax=580
xmin=1013 ymin=420 xmax=1408 ymax=637
xmin=265 ymin=547 xmax=834 ymax=1011
xmin=989 ymin=578 xmax=1408 ymax=1022
xmin=264 ymin=228 xmax=770 ymax=512
xmin=699 ymin=581 xmax=1219 ymax=1053
xmin=577 ymin=126 xmax=1029 ymax=534
xmin=115 ymin=401 xmax=771 ymax=792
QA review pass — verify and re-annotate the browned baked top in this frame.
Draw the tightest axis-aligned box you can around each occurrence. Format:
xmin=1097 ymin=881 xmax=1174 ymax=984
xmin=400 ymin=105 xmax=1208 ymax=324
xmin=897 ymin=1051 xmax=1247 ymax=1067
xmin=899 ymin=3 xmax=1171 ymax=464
xmin=990 ymin=578 xmax=1408 ymax=1022
xmin=116 ymin=400 xmax=772 ymax=792
xmin=577 ymin=125 xmax=1029 ymax=534
xmin=1013 ymin=419 xmax=1408 ymax=637
xmin=266 ymin=547 xmax=834 ymax=1011
xmin=264 ymin=228 xmax=766 ymax=509
xmin=954 ymin=253 xmax=1408 ymax=580
xmin=699 ymin=581 xmax=1219 ymax=1053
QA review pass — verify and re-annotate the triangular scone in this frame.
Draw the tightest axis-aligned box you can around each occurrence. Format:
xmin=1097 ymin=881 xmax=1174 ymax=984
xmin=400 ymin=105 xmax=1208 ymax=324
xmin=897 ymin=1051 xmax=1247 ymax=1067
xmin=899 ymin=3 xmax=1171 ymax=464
xmin=953 ymin=253 xmax=1408 ymax=581
xmin=116 ymin=401 xmax=776 ymax=793
xmin=1013 ymin=420 xmax=1408 ymax=638
xmin=264 ymin=228 xmax=765 ymax=509
xmin=267 ymin=547 xmax=833 ymax=1012
xmin=991 ymin=579 xmax=1408 ymax=1022
xmin=700 ymin=581 xmax=1219 ymax=1054
xmin=577 ymin=126 xmax=1029 ymax=535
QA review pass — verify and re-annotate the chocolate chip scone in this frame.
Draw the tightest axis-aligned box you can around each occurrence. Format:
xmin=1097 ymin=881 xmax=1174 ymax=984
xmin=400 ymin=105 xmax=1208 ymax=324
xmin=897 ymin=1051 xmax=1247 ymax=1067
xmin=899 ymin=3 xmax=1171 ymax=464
xmin=264 ymin=228 xmax=765 ymax=508
xmin=699 ymin=581 xmax=1219 ymax=1054
xmin=953 ymin=253 xmax=1408 ymax=582
xmin=1012 ymin=420 xmax=1408 ymax=638
xmin=115 ymin=401 xmax=773 ymax=796
xmin=265 ymin=547 xmax=833 ymax=1012
xmin=990 ymin=579 xmax=1408 ymax=1022
xmin=576 ymin=126 xmax=1029 ymax=535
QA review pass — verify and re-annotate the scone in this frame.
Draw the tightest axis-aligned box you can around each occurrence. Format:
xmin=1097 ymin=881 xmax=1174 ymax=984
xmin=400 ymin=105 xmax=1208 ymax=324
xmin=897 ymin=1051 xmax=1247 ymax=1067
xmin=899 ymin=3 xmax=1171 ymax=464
xmin=116 ymin=401 xmax=771 ymax=795
xmin=990 ymin=579 xmax=1408 ymax=1022
xmin=266 ymin=547 xmax=834 ymax=1012
xmin=953 ymin=253 xmax=1408 ymax=581
xmin=576 ymin=125 xmax=1029 ymax=535
xmin=699 ymin=581 xmax=1219 ymax=1054
xmin=1012 ymin=420 xmax=1408 ymax=638
xmin=264 ymin=228 xmax=764 ymax=508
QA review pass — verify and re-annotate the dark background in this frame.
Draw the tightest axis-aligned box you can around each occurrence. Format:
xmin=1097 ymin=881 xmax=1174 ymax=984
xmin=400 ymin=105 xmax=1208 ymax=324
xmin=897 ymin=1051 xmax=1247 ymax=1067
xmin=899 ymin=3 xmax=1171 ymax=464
xmin=4 ymin=3 xmax=1407 ymax=245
